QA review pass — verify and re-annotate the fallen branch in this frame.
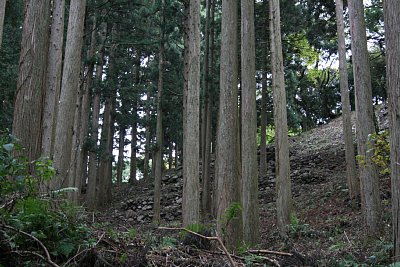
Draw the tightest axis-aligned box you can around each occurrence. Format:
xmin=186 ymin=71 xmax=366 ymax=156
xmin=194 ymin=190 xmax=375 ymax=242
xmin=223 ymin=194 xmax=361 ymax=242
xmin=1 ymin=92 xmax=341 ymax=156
xmin=62 ymin=248 xmax=90 ymax=267
xmin=158 ymin=226 xmax=236 ymax=267
xmin=198 ymin=248 xmax=280 ymax=267
xmin=248 ymin=249 xmax=293 ymax=256
xmin=257 ymin=255 xmax=281 ymax=267
xmin=1 ymin=224 xmax=59 ymax=267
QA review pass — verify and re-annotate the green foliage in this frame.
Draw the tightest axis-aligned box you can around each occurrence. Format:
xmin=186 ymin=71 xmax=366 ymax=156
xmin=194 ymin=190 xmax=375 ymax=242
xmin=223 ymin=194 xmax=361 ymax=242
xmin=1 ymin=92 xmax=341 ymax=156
xmin=369 ymin=130 xmax=390 ymax=174
xmin=0 ymin=133 xmax=93 ymax=266
xmin=289 ymin=212 xmax=316 ymax=239
xmin=186 ymin=223 xmax=208 ymax=234
xmin=0 ymin=132 xmax=25 ymax=197
xmin=223 ymin=202 xmax=242 ymax=226
xmin=1 ymin=198 xmax=92 ymax=261
xmin=0 ymin=0 xmax=24 ymax=129
xmin=160 ymin=236 xmax=178 ymax=248
xmin=243 ymin=253 xmax=264 ymax=266
xmin=0 ymin=134 xmax=56 ymax=198
xmin=179 ymin=223 xmax=210 ymax=241
xmin=356 ymin=130 xmax=390 ymax=175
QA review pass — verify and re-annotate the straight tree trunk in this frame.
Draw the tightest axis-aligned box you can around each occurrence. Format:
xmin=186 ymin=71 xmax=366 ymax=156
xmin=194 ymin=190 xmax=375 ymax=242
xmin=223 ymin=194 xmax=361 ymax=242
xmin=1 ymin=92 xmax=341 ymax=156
xmin=348 ymin=0 xmax=381 ymax=236
xmin=383 ymin=0 xmax=400 ymax=259
xmin=86 ymin=21 xmax=106 ymax=209
xmin=216 ymin=0 xmax=243 ymax=249
xmin=182 ymin=0 xmax=189 ymax=147
xmin=68 ymin=74 xmax=85 ymax=203
xmin=174 ymin=143 xmax=179 ymax=168
xmin=201 ymin=0 xmax=212 ymax=219
xmin=97 ymin=94 xmax=113 ymax=207
xmin=334 ymin=0 xmax=359 ymax=201
xmin=13 ymin=0 xmax=51 ymax=162
xmin=259 ymin=0 xmax=269 ymax=180
xmin=153 ymin=11 xmax=165 ymax=223
xmin=0 ymin=0 xmax=6 ymax=48
xmin=130 ymin=111 xmax=137 ymax=183
xmin=259 ymin=73 xmax=268 ymax=179
xmin=68 ymin=15 xmax=97 ymax=203
xmin=182 ymin=0 xmax=201 ymax=227
xmin=241 ymin=0 xmax=260 ymax=245
xmin=129 ymin=54 xmax=140 ymax=184
xmin=168 ymin=143 xmax=173 ymax=169
xmin=42 ymin=0 xmax=65 ymax=158
xmin=75 ymin=16 xmax=98 ymax=195
xmin=105 ymin=96 xmax=116 ymax=201
xmin=97 ymin=24 xmax=117 ymax=207
xmin=53 ymin=0 xmax=86 ymax=189
xmin=116 ymin=127 xmax=125 ymax=185
xmin=143 ymin=93 xmax=152 ymax=181
xmin=270 ymin=0 xmax=292 ymax=236
xmin=209 ymin=0 xmax=217 ymax=219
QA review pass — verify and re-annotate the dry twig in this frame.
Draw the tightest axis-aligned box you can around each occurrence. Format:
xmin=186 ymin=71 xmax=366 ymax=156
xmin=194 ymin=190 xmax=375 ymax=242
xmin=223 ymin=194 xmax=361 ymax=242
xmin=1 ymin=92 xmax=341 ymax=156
xmin=248 ymin=249 xmax=293 ymax=256
xmin=1 ymin=224 xmax=59 ymax=267
xmin=158 ymin=226 xmax=236 ymax=267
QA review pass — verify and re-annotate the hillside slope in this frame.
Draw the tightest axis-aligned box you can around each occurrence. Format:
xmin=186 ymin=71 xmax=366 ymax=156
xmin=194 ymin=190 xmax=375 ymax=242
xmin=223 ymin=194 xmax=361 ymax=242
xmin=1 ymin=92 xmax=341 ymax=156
xmin=95 ymin=107 xmax=392 ymax=266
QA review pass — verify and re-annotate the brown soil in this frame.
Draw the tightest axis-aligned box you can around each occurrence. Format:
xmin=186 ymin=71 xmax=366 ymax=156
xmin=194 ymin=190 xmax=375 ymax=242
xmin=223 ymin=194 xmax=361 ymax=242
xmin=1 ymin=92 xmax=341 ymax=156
xmin=88 ymin=106 xmax=393 ymax=266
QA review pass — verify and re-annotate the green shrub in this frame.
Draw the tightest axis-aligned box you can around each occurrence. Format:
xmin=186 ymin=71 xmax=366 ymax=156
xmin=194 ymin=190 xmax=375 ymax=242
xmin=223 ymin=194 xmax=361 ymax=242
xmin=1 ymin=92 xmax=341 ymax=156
xmin=0 ymin=132 xmax=92 ymax=266
xmin=356 ymin=130 xmax=390 ymax=175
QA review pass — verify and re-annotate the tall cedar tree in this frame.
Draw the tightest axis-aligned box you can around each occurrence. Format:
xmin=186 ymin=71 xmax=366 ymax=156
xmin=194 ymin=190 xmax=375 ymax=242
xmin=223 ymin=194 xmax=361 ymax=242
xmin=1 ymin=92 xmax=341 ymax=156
xmin=270 ymin=0 xmax=292 ymax=236
xmin=334 ymin=0 xmax=359 ymax=200
xmin=182 ymin=0 xmax=200 ymax=226
xmin=383 ymin=0 xmax=400 ymax=259
xmin=216 ymin=0 xmax=243 ymax=249
xmin=13 ymin=0 xmax=50 ymax=162
xmin=0 ymin=1 xmax=7 ymax=48
xmin=259 ymin=0 xmax=269 ymax=180
xmin=201 ymin=0 xmax=212 ymax=218
xmin=53 ymin=0 xmax=86 ymax=191
xmin=348 ymin=0 xmax=381 ymax=235
xmin=71 ymin=15 xmax=99 ymax=203
xmin=153 ymin=0 xmax=166 ymax=223
xmin=86 ymin=20 xmax=107 ymax=210
xmin=97 ymin=24 xmax=118 ymax=207
xmin=42 ymin=0 xmax=65 ymax=158
xmin=241 ymin=0 xmax=260 ymax=245
xmin=130 ymin=53 xmax=141 ymax=184
xmin=143 ymin=91 xmax=152 ymax=182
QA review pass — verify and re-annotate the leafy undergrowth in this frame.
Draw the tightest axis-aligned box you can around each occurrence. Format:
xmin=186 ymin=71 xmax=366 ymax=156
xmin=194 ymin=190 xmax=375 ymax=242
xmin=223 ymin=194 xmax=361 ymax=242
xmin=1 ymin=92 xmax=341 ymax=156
xmin=0 ymin=108 xmax=396 ymax=266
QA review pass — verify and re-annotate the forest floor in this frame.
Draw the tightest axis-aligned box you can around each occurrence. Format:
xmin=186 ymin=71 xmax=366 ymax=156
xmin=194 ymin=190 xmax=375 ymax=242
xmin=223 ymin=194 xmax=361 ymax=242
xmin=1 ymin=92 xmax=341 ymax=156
xmin=87 ymin=106 xmax=393 ymax=266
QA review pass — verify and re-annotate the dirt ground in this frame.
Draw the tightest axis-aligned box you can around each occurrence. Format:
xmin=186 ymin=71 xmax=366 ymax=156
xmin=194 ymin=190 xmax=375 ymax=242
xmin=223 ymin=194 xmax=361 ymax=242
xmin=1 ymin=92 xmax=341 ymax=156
xmin=89 ymin=107 xmax=393 ymax=266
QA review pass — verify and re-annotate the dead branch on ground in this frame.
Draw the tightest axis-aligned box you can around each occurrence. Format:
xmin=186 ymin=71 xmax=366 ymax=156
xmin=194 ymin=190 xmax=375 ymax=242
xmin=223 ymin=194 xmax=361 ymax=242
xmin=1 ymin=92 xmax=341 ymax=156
xmin=158 ymin=226 xmax=236 ymax=267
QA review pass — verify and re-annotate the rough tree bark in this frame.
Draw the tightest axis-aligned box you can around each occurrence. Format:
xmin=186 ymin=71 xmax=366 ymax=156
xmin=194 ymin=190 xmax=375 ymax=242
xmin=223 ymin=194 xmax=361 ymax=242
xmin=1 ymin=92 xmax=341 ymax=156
xmin=241 ymin=0 xmax=260 ymax=245
xmin=259 ymin=0 xmax=269 ymax=180
xmin=216 ymin=0 xmax=243 ymax=249
xmin=116 ymin=127 xmax=125 ymax=186
xmin=97 ymin=23 xmax=117 ymax=207
xmin=383 ymin=0 xmax=400 ymax=260
xmin=182 ymin=0 xmax=200 ymax=227
xmin=130 ymin=54 xmax=141 ymax=184
xmin=348 ymin=0 xmax=381 ymax=236
xmin=334 ymin=0 xmax=359 ymax=201
xmin=0 ymin=0 xmax=6 ymax=48
xmin=201 ymin=0 xmax=213 ymax=219
xmin=259 ymin=72 xmax=268 ymax=179
xmin=42 ymin=0 xmax=65 ymax=158
xmin=86 ymin=20 xmax=107 ymax=210
xmin=13 ymin=0 xmax=51 ymax=162
xmin=153 ymin=5 xmax=165 ymax=223
xmin=68 ymin=15 xmax=98 ymax=204
xmin=143 ymin=91 xmax=152 ymax=181
xmin=270 ymin=0 xmax=292 ymax=236
xmin=53 ymin=0 xmax=86 ymax=189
